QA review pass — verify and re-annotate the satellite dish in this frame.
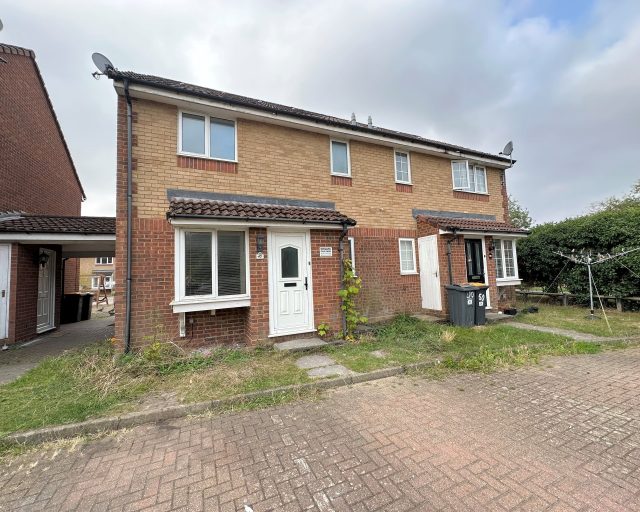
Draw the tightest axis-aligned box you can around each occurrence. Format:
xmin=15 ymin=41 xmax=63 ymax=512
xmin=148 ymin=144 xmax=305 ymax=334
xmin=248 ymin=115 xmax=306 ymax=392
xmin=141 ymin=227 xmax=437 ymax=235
xmin=0 ymin=18 xmax=3 ymax=32
xmin=91 ymin=52 xmax=114 ymax=74
xmin=500 ymin=140 xmax=513 ymax=157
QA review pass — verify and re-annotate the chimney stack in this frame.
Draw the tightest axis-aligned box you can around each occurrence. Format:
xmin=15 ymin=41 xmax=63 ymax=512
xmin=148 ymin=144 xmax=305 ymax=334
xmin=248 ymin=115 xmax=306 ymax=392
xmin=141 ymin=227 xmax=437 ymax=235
xmin=350 ymin=112 xmax=357 ymax=125
xmin=367 ymin=115 xmax=373 ymax=128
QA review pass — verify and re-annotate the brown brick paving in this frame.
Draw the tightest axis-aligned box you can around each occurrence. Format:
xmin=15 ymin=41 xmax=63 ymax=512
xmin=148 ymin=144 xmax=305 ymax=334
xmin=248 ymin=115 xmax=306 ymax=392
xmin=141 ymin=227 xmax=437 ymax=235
xmin=2 ymin=348 xmax=640 ymax=511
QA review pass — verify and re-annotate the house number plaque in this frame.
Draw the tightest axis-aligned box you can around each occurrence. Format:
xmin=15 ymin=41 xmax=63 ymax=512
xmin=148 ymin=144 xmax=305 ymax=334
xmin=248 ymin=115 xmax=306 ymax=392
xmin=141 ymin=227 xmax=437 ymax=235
xmin=319 ymin=247 xmax=333 ymax=257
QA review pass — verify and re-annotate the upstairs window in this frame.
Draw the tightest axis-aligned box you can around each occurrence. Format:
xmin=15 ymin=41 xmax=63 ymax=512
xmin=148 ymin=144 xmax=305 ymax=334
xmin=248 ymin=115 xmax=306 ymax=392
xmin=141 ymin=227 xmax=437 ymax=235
xmin=179 ymin=111 xmax=236 ymax=161
xmin=452 ymin=161 xmax=487 ymax=194
xmin=494 ymin=239 xmax=518 ymax=279
xmin=330 ymin=140 xmax=351 ymax=176
xmin=395 ymin=151 xmax=411 ymax=184
xmin=95 ymin=256 xmax=113 ymax=265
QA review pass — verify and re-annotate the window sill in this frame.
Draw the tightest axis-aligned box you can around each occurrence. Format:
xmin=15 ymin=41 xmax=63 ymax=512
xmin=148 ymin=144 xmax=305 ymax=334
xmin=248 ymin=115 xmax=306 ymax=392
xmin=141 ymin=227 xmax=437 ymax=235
xmin=395 ymin=183 xmax=413 ymax=193
xmin=171 ymin=296 xmax=250 ymax=313
xmin=331 ymin=175 xmax=352 ymax=187
xmin=453 ymin=190 xmax=490 ymax=202
xmin=453 ymin=189 xmax=489 ymax=196
xmin=177 ymin=152 xmax=237 ymax=163
xmin=496 ymin=278 xmax=521 ymax=287
xmin=400 ymin=271 xmax=418 ymax=276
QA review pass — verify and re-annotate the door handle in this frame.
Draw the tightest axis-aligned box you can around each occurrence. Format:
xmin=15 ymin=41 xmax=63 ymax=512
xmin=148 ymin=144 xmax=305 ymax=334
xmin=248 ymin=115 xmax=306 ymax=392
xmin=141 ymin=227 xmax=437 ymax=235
xmin=304 ymin=277 xmax=308 ymax=290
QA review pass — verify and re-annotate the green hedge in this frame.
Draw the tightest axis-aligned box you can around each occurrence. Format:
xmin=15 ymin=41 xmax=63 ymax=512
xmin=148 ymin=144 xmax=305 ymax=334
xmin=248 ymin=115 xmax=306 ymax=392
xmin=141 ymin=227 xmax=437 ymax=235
xmin=517 ymin=206 xmax=640 ymax=299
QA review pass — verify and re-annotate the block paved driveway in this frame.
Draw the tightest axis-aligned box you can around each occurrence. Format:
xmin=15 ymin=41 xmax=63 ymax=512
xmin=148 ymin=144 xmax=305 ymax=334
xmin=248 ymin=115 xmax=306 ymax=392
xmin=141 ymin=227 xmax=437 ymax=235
xmin=2 ymin=348 xmax=640 ymax=511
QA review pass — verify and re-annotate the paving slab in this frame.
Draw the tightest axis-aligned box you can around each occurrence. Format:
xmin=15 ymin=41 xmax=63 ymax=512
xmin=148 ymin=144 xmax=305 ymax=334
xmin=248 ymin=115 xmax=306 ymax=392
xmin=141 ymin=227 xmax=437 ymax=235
xmin=307 ymin=364 xmax=355 ymax=378
xmin=295 ymin=354 xmax=335 ymax=369
xmin=273 ymin=337 xmax=327 ymax=352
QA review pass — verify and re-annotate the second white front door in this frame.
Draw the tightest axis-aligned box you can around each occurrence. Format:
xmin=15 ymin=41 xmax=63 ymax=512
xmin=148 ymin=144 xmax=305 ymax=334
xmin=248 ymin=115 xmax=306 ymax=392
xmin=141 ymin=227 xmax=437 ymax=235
xmin=269 ymin=232 xmax=314 ymax=335
xmin=0 ymin=244 xmax=10 ymax=340
xmin=418 ymin=235 xmax=442 ymax=311
xmin=37 ymin=248 xmax=56 ymax=333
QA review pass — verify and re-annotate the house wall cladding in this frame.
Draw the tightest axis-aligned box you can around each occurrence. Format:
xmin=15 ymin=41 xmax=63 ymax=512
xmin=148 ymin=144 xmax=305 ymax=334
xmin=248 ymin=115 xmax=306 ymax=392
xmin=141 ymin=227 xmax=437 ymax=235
xmin=7 ymin=243 xmax=62 ymax=344
xmin=0 ymin=50 xmax=83 ymax=216
xmin=126 ymin=98 xmax=507 ymax=228
xmin=113 ymin=218 xmax=343 ymax=347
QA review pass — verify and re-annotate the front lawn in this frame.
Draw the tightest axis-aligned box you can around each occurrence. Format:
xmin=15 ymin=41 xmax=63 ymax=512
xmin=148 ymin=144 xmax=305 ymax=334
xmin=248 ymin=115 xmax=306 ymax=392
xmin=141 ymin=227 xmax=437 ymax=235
xmin=515 ymin=301 xmax=640 ymax=338
xmin=0 ymin=316 xmax=610 ymax=438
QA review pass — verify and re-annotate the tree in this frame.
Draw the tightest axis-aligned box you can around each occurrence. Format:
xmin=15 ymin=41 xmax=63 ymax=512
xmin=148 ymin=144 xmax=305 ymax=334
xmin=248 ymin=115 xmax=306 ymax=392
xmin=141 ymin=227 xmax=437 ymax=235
xmin=508 ymin=195 xmax=534 ymax=229
xmin=589 ymin=179 xmax=640 ymax=213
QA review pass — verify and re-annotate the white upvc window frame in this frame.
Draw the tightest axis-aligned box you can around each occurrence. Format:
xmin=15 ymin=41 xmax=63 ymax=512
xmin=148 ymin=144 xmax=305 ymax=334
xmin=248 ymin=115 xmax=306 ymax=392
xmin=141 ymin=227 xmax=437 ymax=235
xmin=347 ymin=236 xmax=356 ymax=275
xmin=394 ymin=149 xmax=412 ymax=184
xmin=177 ymin=110 xmax=238 ymax=162
xmin=451 ymin=160 xmax=488 ymax=194
xmin=173 ymin=226 xmax=250 ymax=311
xmin=91 ymin=274 xmax=113 ymax=289
xmin=95 ymin=256 xmax=113 ymax=265
xmin=330 ymin=139 xmax=351 ymax=177
xmin=398 ymin=238 xmax=417 ymax=275
xmin=494 ymin=238 xmax=521 ymax=285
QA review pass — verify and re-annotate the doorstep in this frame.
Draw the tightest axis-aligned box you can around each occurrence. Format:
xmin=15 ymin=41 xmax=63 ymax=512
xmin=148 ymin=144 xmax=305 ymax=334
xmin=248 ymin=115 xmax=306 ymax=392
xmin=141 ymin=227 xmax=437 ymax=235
xmin=273 ymin=337 xmax=328 ymax=352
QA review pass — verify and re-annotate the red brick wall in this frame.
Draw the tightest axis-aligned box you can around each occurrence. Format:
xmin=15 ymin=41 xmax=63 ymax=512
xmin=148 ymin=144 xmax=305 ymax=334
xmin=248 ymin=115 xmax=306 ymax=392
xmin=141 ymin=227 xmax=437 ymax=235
xmin=63 ymin=258 xmax=79 ymax=294
xmin=0 ymin=47 xmax=83 ymax=215
xmin=348 ymin=227 xmax=422 ymax=321
xmin=7 ymin=243 xmax=62 ymax=344
xmin=310 ymin=230 xmax=343 ymax=333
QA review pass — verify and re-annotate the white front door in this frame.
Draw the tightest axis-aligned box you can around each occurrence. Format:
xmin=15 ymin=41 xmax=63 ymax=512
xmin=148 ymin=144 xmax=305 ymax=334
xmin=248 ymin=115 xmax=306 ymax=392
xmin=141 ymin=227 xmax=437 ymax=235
xmin=36 ymin=248 xmax=56 ymax=333
xmin=418 ymin=235 xmax=442 ymax=310
xmin=269 ymin=231 xmax=314 ymax=335
xmin=0 ymin=244 xmax=10 ymax=340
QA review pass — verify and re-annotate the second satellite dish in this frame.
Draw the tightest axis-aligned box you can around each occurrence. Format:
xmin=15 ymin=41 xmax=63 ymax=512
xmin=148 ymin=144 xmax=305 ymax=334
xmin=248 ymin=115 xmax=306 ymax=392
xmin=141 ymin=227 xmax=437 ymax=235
xmin=92 ymin=52 xmax=114 ymax=74
xmin=501 ymin=141 xmax=513 ymax=157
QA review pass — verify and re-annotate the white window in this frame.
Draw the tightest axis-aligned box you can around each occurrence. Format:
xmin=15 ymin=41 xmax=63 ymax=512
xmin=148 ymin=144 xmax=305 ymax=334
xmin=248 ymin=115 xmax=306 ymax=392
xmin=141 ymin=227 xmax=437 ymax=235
xmin=494 ymin=239 xmax=518 ymax=279
xmin=95 ymin=256 xmax=113 ymax=265
xmin=347 ymin=236 xmax=356 ymax=274
xmin=394 ymin=150 xmax=411 ymax=184
xmin=330 ymin=140 xmax=351 ymax=176
xmin=91 ymin=274 xmax=113 ymax=289
xmin=399 ymin=238 xmax=417 ymax=274
xmin=452 ymin=161 xmax=487 ymax=194
xmin=178 ymin=111 xmax=237 ymax=161
xmin=176 ymin=228 xmax=249 ymax=302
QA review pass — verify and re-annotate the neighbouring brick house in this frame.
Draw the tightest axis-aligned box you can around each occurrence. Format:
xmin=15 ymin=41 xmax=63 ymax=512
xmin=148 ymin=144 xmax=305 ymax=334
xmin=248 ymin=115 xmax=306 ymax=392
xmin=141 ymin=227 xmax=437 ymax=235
xmin=104 ymin=68 xmax=526 ymax=349
xmin=79 ymin=256 xmax=115 ymax=293
xmin=0 ymin=43 xmax=115 ymax=344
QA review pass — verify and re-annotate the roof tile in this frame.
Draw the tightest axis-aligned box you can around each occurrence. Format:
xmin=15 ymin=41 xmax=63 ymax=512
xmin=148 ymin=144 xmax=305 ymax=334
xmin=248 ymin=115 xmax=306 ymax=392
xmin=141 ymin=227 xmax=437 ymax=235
xmin=0 ymin=215 xmax=115 ymax=234
xmin=417 ymin=215 xmax=529 ymax=234
xmin=168 ymin=197 xmax=356 ymax=226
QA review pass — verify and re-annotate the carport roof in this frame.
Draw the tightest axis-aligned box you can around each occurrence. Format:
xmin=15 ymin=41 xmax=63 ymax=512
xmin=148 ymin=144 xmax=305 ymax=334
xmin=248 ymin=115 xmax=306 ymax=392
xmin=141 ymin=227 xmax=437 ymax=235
xmin=0 ymin=214 xmax=115 ymax=235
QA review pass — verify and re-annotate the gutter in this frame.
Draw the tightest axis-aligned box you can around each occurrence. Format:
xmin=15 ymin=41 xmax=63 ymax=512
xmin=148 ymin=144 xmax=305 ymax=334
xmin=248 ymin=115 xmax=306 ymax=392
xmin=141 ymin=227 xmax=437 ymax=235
xmin=124 ymin=79 xmax=133 ymax=354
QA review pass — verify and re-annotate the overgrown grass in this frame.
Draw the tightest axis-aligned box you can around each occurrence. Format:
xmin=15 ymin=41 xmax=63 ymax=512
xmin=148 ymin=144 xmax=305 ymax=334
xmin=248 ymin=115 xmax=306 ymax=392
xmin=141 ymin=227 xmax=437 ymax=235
xmin=0 ymin=314 xmax=618 ymax=438
xmin=0 ymin=341 xmax=308 ymax=438
xmin=327 ymin=315 xmax=602 ymax=373
xmin=515 ymin=301 xmax=640 ymax=337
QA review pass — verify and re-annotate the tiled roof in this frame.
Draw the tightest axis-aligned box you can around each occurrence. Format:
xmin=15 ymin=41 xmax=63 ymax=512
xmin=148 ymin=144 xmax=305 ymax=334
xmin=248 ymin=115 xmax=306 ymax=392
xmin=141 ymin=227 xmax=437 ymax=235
xmin=418 ymin=215 xmax=529 ymax=234
xmin=0 ymin=215 xmax=115 ymax=234
xmin=168 ymin=197 xmax=356 ymax=226
xmin=108 ymin=69 xmax=511 ymax=165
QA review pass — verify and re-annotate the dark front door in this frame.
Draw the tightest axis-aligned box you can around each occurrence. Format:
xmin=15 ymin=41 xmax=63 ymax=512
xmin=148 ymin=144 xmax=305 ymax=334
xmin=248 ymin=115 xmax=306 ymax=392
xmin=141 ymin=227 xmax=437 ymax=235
xmin=465 ymin=239 xmax=485 ymax=283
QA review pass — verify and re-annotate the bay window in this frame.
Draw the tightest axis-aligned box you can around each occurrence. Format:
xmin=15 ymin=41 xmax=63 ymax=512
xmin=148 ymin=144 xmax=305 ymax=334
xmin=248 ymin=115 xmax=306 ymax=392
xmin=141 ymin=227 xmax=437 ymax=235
xmin=493 ymin=239 xmax=519 ymax=281
xmin=179 ymin=111 xmax=237 ymax=161
xmin=452 ymin=161 xmax=487 ymax=194
xmin=176 ymin=228 xmax=249 ymax=308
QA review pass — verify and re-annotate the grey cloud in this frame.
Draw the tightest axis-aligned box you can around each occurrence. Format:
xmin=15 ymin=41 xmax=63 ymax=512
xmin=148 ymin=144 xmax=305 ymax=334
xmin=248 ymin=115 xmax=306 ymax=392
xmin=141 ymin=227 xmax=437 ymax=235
xmin=3 ymin=0 xmax=639 ymax=222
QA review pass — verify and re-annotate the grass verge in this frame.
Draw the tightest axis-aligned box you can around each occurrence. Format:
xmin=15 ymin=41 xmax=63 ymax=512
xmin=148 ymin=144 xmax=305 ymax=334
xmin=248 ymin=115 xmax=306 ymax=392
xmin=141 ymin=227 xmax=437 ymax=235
xmin=515 ymin=301 xmax=640 ymax=337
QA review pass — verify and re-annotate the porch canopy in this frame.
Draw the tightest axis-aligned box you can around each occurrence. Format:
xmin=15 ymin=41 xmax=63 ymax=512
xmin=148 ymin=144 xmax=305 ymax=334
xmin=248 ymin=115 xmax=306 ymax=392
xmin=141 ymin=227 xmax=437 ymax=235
xmin=0 ymin=214 xmax=115 ymax=257
xmin=417 ymin=215 xmax=529 ymax=237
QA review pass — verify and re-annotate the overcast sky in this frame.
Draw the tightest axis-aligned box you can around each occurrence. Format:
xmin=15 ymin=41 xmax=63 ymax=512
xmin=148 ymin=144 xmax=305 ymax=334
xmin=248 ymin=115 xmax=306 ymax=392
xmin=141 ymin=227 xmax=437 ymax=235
xmin=3 ymin=0 xmax=639 ymax=223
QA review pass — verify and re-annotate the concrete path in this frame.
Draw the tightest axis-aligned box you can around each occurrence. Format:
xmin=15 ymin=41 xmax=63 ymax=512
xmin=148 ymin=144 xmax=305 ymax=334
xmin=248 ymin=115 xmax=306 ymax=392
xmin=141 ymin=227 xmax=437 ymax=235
xmin=506 ymin=321 xmax=638 ymax=342
xmin=2 ymin=348 xmax=640 ymax=511
xmin=295 ymin=354 xmax=356 ymax=379
xmin=0 ymin=317 xmax=114 ymax=385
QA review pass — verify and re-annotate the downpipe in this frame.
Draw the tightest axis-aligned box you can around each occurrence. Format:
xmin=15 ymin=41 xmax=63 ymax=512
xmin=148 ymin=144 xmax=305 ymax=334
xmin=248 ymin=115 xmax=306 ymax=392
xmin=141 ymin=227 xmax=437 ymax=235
xmin=338 ymin=223 xmax=349 ymax=336
xmin=124 ymin=79 xmax=133 ymax=354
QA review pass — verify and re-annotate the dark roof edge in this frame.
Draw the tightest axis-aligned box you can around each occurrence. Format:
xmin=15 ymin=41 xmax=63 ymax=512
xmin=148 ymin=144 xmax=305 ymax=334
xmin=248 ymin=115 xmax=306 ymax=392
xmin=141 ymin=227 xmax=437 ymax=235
xmin=166 ymin=189 xmax=336 ymax=210
xmin=110 ymin=71 xmax=513 ymax=166
xmin=167 ymin=213 xmax=356 ymax=226
xmin=412 ymin=209 xmax=496 ymax=221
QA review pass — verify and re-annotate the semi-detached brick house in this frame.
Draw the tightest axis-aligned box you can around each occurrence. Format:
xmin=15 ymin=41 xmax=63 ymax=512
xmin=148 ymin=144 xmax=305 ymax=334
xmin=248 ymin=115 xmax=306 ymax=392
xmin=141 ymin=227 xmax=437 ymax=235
xmin=104 ymin=69 xmax=527 ymax=348
xmin=0 ymin=43 xmax=115 ymax=345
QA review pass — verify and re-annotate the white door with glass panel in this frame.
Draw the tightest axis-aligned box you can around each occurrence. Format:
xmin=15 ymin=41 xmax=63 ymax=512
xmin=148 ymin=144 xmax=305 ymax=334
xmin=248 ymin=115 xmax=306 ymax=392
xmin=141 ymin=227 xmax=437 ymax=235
xmin=0 ymin=245 xmax=10 ymax=339
xmin=270 ymin=232 xmax=313 ymax=335
xmin=418 ymin=235 xmax=442 ymax=310
xmin=37 ymin=248 xmax=56 ymax=333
